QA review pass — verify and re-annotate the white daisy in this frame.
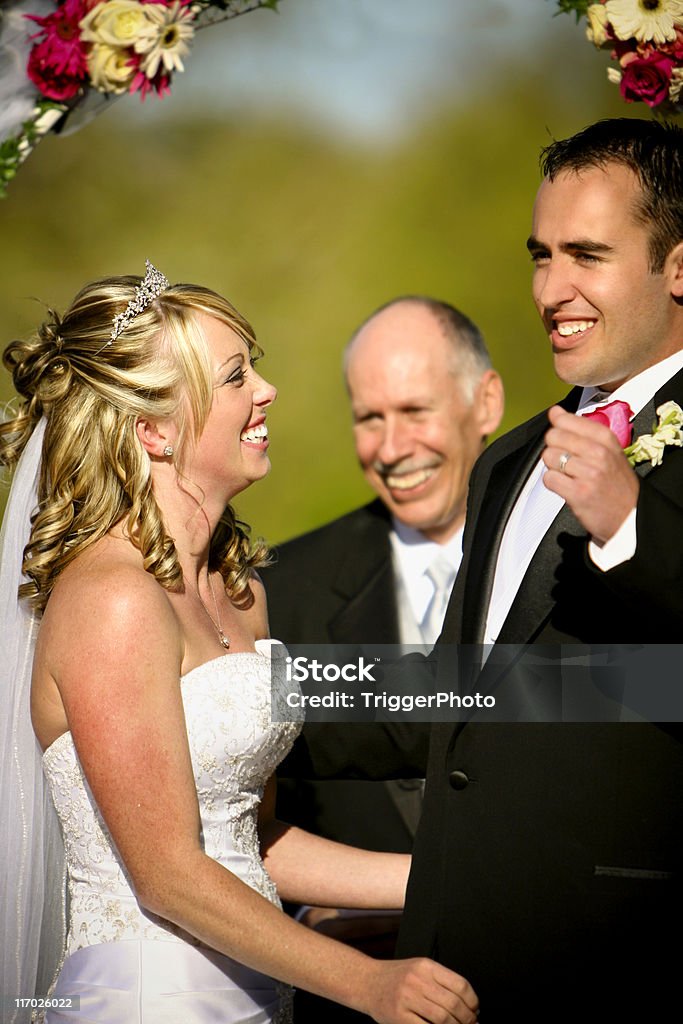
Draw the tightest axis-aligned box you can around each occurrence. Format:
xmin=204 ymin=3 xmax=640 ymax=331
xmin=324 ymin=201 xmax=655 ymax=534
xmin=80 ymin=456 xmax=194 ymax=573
xmin=134 ymin=1 xmax=196 ymax=79
xmin=605 ymin=0 xmax=683 ymax=45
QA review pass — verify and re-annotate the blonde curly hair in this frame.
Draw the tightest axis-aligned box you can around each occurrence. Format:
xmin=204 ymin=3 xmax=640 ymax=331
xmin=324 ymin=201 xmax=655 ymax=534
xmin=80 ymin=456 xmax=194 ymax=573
xmin=0 ymin=274 xmax=270 ymax=612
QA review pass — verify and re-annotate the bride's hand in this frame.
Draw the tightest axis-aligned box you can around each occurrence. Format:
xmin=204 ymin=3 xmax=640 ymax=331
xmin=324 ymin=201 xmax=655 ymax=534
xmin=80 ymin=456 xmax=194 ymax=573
xmin=362 ymin=957 xmax=478 ymax=1024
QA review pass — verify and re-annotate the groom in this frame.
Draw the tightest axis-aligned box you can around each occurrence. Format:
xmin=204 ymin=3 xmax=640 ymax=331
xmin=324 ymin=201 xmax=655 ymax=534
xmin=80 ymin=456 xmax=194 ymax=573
xmin=395 ymin=117 xmax=683 ymax=1019
xmin=286 ymin=118 xmax=683 ymax=1021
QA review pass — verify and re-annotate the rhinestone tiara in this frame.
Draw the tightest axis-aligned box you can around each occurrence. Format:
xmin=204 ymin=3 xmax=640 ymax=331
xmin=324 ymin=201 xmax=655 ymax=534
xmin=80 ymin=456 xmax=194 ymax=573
xmin=107 ymin=259 xmax=170 ymax=346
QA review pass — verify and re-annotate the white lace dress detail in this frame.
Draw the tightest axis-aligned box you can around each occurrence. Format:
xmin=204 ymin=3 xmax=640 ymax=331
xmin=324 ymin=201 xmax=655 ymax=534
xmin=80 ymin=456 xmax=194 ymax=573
xmin=41 ymin=640 xmax=302 ymax=1024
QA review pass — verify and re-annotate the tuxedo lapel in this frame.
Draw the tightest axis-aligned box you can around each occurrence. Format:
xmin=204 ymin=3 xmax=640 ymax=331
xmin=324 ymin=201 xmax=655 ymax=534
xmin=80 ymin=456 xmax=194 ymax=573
xmin=319 ymin=501 xmax=399 ymax=643
xmin=328 ymin=556 xmax=398 ymax=642
xmin=460 ymin=390 xmax=582 ymax=645
xmin=631 ymin=396 xmax=657 ymax=440
xmin=494 ymin=377 xmax=683 ymax=644
xmin=495 ymin=500 xmax=582 ymax=644
xmin=460 ymin=430 xmax=545 ymax=644
xmin=624 ymin=368 xmax=683 ymax=485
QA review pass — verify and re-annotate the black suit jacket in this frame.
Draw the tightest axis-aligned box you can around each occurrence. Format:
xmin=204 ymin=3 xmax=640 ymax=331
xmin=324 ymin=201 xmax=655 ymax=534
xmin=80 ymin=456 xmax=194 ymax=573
xmin=264 ymin=499 xmax=398 ymax=646
xmin=393 ymin=374 xmax=683 ymax=1019
xmin=265 ymin=499 xmax=422 ymax=850
xmin=287 ymin=376 xmax=683 ymax=1020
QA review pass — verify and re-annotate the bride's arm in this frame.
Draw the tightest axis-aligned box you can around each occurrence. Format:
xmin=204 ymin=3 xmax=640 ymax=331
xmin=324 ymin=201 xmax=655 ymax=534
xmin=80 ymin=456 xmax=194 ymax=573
xmin=42 ymin=566 xmax=477 ymax=1024
xmin=258 ymin=779 xmax=410 ymax=909
xmin=254 ymin=574 xmax=411 ymax=910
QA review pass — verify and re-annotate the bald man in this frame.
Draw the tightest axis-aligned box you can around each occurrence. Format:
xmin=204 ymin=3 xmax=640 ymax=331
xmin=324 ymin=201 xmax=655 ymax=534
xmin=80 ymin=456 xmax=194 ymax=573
xmin=265 ymin=297 xmax=503 ymax=1022
xmin=267 ymin=296 xmax=503 ymax=649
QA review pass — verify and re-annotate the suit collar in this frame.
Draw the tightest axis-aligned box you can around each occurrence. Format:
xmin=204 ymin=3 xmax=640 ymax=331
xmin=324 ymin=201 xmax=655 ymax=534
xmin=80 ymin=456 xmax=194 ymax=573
xmin=327 ymin=499 xmax=398 ymax=643
xmin=329 ymin=499 xmax=392 ymax=600
xmin=478 ymin=369 xmax=683 ymax=646
xmin=627 ymin=362 xmax=683 ymax=481
xmin=460 ymin=389 xmax=581 ymax=644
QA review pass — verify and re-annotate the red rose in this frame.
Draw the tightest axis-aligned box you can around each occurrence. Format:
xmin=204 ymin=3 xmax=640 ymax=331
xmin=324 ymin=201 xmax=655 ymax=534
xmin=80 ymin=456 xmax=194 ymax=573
xmin=27 ymin=43 xmax=84 ymax=101
xmin=25 ymin=0 xmax=89 ymax=101
xmin=583 ymin=400 xmax=633 ymax=448
xmin=619 ymin=51 xmax=675 ymax=108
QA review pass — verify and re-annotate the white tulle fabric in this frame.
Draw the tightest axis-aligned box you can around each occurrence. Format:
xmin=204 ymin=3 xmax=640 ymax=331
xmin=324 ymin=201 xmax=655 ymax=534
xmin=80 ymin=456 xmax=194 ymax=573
xmin=0 ymin=0 xmax=270 ymax=149
xmin=0 ymin=417 xmax=67 ymax=1024
xmin=42 ymin=642 xmax=302 ymax=1023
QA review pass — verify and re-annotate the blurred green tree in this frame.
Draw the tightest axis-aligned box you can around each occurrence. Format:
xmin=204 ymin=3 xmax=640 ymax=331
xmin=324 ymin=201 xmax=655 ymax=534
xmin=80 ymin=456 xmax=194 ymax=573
xmin=0 ymin=24 xmax=638 ymax=542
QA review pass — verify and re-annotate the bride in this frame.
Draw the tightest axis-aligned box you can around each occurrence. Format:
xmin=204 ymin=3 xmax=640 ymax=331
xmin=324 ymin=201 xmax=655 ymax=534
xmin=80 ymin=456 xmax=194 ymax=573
xmin=0 ymin=264 xmax=478 ymax=1024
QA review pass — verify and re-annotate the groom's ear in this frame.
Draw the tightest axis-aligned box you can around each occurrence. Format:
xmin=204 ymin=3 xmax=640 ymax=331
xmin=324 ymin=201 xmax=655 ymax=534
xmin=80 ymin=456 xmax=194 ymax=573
xmin=666 ymin=241 xmax=683 ymax=298
xmin=136 ymin=417 xmax=173 ymax=458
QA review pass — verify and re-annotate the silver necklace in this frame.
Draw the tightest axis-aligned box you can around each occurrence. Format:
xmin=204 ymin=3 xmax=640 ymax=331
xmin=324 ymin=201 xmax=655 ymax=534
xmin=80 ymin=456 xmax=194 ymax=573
xmin=188 ymin=571 xmax=231 ymax=649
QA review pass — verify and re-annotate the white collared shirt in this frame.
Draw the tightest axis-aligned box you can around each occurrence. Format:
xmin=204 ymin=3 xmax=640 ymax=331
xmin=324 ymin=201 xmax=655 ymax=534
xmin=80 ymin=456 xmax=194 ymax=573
xmin=389 ymin=519 xmax=463 ymax=643
xmin=484 ymin=348 xmax=683 ymax=646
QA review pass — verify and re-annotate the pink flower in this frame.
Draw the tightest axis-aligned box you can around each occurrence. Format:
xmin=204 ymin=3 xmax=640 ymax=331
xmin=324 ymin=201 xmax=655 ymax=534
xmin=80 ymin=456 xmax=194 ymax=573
xmin=129 ymin=66 xmax=171 ymax=100
xmin=660 ymin=25 xmax=683 ymax=60
xmin=583 ymin=400 xmax=634 ymax=448
xmin=27 ymin=43 xmax=83 ymax=100
xmin=619 ymin=50 xmax=675 ymax=107
xmin=26 ymin=0 xmax=89 ymax=76
xmin=26 ymin=0 xmax=89 ymax=100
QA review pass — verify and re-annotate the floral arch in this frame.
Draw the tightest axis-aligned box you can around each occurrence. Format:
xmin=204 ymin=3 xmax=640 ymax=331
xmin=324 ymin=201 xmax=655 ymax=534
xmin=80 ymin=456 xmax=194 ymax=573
xmin=0 ymin=0 xmax=681 ymax=198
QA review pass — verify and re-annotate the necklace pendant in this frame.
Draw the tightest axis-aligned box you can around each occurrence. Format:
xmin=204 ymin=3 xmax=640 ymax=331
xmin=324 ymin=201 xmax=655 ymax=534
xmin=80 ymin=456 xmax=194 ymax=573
xmin=218 ymin=631 xmax=231 ymax=650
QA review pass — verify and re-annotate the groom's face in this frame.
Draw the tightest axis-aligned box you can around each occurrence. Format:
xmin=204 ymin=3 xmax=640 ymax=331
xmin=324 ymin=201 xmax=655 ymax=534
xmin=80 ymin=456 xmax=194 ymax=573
xmin=528 ymin=163 xmax=679 ymax=391
xmin=346 ymin=302 xmax=496 ymax=544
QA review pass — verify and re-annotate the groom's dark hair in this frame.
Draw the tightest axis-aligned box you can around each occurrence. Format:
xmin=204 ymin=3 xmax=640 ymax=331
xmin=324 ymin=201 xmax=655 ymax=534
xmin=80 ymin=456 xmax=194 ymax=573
xmin=539 ymin=117 xmax=683 ymax=274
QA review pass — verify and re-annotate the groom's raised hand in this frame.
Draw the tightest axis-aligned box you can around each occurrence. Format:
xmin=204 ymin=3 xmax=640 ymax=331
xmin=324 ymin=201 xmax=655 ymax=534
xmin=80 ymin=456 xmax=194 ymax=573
xmin=542 ymin=404 xmax=639 ymax=545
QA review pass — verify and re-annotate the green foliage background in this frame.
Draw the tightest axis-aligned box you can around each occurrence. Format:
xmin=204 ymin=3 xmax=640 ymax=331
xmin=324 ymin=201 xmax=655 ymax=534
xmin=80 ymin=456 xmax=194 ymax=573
xmin=0 ymin=15 xmax=638 ymax=545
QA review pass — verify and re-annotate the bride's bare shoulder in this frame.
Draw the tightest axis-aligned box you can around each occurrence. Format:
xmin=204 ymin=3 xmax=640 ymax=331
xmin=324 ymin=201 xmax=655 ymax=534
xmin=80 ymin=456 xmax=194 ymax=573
xmin=53 ymin=534 xmax=160 ymax=603
xmin=40 ymin=535 xmax=181 ymax=672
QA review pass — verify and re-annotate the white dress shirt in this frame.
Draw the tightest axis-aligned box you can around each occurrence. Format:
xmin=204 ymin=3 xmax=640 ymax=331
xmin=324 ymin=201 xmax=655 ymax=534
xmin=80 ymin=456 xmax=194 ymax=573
xmin=484 ymin=349 xmax=683 ymax=646
xmin=389 ymin=519 xmax=464 ymax=645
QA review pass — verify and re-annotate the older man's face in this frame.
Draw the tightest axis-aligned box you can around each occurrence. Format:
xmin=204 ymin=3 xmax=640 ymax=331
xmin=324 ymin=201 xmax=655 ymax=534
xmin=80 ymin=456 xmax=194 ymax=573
xmin=347 ymin=303 xmax=496 ymax=544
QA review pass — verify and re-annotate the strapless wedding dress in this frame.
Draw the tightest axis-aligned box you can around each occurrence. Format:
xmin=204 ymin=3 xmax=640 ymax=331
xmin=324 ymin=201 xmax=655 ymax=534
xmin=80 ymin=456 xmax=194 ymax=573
xmin=41 ymin=640 xmax=302 ymax=1023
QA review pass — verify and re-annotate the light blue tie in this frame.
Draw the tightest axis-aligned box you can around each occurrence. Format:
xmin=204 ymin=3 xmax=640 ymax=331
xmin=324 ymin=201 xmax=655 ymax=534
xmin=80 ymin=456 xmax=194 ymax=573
xmin=421 ymin=554 xmax=455 ymax=646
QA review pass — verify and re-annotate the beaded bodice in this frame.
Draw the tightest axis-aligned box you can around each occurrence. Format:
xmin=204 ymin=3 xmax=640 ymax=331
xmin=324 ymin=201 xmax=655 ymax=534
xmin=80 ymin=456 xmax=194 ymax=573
xmin=42 ymin=641 xmax=302 ymax=956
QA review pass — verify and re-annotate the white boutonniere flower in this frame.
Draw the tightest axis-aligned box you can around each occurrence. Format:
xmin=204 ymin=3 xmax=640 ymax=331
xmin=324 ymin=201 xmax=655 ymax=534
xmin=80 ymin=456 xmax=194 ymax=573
xmin=623 ymin=401 xmax=683 ymax=467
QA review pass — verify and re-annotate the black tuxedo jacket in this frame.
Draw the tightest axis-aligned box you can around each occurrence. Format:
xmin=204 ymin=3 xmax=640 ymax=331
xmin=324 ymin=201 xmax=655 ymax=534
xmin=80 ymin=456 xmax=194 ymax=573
xmin=393 ymin=373 xmax=683 ymax=1019
xmin=264 ymin=499 xmax=399 ymax=646
xmin=287 ymin=375 xmax=683 ymax=1021
xmin=265 ymin=500 xmax=422 ymax=851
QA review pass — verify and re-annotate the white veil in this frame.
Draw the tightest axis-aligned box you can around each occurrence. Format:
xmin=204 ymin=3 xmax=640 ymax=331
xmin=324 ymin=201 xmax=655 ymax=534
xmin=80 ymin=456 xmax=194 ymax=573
xmin=0 ymin=1 xmax=53 ymax=144
xmin=0 ymin=418 xmax=66 ymax=1023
